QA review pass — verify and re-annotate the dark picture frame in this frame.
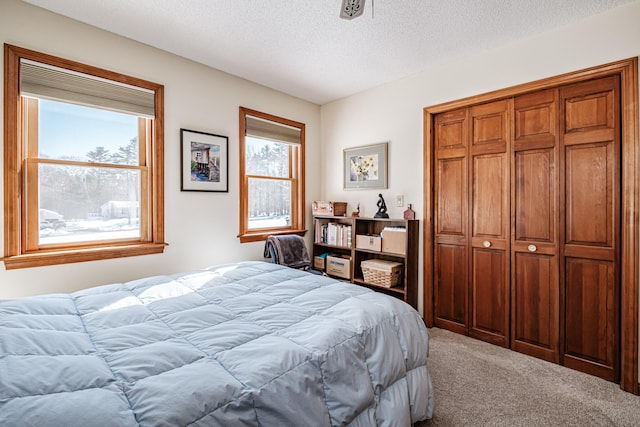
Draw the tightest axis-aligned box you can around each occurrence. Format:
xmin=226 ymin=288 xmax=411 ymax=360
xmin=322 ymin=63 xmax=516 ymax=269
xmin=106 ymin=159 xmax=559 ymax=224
xmin=180 ymin=129 xmax=229 ymax=192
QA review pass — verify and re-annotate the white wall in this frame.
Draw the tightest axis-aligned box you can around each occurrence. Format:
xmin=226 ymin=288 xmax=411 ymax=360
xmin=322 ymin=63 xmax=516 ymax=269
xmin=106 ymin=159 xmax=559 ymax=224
xmin=0 ymin=0 xmax=321 ymax=298
xmin=320 ymin=0 xmax=640 ymax=317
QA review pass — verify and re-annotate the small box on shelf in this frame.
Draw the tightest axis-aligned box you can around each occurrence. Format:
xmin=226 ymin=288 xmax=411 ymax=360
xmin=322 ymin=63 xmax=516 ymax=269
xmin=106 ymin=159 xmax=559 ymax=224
xmin=356 ymin=234 xmax=382 ymax=251
xmin=381 ymin=227 xmax=407 ymax=255
xmin=312 ymin=201 xmax=347 ymax=217
xmin=314 ymin=253 xmax=331 ymax=271
xmin=326 ymin=255 xmax=351 ymax=279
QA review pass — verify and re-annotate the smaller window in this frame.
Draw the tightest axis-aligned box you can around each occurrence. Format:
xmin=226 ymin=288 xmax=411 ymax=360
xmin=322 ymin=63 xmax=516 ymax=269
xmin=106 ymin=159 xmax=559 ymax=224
xmin=238 ymin=107 xmax=305 ymax=242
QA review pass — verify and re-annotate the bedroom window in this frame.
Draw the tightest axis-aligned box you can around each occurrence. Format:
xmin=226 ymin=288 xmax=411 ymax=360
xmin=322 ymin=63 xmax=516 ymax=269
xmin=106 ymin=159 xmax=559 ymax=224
xmin=238 ymin=107 xmax=305 ymax=242
xmin=3 ymin=44 xmax=165 ymax=269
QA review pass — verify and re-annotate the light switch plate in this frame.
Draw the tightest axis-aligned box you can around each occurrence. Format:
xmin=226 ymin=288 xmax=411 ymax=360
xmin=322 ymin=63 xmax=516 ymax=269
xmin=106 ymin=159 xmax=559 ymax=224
xmin=396 ymin=195 xmax=404 ymax=207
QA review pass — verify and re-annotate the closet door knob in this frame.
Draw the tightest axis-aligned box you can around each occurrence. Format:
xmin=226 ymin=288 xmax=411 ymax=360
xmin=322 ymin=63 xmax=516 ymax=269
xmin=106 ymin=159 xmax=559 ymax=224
xmin=527 ymin=244 xmax=537 ymax=252
xmin=482 ymin=240 xmax=491 ymax=248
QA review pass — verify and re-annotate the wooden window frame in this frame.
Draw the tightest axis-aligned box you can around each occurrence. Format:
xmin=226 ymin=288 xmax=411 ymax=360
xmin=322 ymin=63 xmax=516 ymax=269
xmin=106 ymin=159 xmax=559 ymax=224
xmin=238 ymin=107 xmax=306 ymax=243
xmin=3 ymin=44 xmax=166 ymax=269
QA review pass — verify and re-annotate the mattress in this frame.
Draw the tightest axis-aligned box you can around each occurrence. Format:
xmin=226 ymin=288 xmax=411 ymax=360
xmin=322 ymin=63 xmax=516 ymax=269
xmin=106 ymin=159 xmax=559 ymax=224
xmin=0 ymin=261 xmax=434 ymax=426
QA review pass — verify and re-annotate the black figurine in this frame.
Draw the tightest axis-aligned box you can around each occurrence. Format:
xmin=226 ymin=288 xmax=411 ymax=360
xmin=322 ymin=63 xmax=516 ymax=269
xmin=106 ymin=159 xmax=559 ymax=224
xmin=374 ymin=193 xmax=389 ymax=218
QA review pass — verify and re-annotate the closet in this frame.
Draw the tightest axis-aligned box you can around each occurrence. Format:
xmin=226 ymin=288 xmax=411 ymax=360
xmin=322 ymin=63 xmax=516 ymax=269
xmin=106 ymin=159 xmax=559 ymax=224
xmin=430 ymin=75 xmax=621 ymax=382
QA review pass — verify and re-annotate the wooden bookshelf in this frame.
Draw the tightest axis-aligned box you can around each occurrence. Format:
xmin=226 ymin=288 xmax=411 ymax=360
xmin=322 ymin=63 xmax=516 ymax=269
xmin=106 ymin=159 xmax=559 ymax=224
xmin=312 ymin=215 xmax=419 ymax=309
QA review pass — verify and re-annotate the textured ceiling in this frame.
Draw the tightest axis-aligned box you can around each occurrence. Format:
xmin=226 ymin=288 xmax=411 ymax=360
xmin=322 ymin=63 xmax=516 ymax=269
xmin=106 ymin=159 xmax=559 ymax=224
xmin=21 ymin=0 xmax=638 ymax=105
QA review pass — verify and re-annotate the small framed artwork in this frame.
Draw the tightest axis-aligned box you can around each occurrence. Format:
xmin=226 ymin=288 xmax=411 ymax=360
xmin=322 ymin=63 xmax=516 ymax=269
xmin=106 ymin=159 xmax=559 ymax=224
xmin=343 ymin=142 xmax=388 ymax=190
xmin=181 ymin=129 xmax=229 ymax=192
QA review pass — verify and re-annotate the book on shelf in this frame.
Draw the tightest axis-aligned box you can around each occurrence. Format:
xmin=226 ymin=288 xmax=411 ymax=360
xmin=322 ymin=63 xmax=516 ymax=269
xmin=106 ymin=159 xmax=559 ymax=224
xmin=315 ymin=220 xmax=351 ymax=247
xmin=327 ymin=222 xmax=337 ymax=245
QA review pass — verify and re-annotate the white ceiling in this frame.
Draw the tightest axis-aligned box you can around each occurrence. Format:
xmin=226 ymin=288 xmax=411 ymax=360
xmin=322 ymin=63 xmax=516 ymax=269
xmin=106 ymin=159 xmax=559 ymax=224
xmin=21 ymin=0 xmax=637 ymax=105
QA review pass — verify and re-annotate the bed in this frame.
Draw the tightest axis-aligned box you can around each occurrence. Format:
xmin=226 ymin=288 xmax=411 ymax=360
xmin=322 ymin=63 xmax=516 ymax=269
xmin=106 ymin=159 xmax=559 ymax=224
xmin=0 ymin=261 xmax=434 ymax=426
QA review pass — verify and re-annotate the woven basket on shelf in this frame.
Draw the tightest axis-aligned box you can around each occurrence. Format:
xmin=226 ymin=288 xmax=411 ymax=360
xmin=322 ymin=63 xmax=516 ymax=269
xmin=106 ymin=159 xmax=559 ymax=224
xmin=361 ymin=259 xmax=403 ymax=288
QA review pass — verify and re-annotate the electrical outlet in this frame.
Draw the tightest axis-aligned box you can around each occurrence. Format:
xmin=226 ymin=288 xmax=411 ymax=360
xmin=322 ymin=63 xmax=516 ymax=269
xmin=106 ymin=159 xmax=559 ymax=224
xmin=396 ymin=195 xmax=404 ymax=207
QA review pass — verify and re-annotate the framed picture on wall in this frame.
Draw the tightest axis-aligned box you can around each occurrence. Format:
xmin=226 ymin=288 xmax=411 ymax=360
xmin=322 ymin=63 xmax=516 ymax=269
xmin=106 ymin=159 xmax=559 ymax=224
xmin=343 ymin=142 xmax=388 ymax=190
xmin=181 ymin=128 xmax=229 ymax=192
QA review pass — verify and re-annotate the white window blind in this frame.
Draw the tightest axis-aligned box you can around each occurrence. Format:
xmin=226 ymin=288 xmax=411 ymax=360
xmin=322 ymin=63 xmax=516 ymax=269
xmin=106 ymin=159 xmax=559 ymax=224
xmin=245 ymin=115 xmax=301 ymax=144
xmin=20 ymin=59 xmax=155 ymax=118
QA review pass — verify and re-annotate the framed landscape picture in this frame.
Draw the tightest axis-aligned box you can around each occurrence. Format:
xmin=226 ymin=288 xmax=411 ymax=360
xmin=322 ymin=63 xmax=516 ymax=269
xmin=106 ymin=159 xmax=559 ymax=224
xmin=181 ymin=128 xmax=228 ymax=192
xmin=343 ymin=142 xmax=388 ymax=190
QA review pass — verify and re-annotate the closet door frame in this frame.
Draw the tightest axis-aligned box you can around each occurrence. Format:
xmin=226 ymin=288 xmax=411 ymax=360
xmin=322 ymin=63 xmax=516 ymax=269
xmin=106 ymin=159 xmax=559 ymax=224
xmin=423 ymin=58 xmax=639 ymax=395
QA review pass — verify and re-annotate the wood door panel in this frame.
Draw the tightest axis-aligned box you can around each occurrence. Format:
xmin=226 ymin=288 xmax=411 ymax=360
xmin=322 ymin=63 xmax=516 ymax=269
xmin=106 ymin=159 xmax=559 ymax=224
xmin=516 ymin=105 xmax=553 ymax=137
xmin=436 ymin=157 xmax=467 ymax=235
xmin=564 ymin=257 xmax=618 ymax=380
xmin=473 ymin=113 xmax=503 ymax=144
xmin=514 ymin=149 xmax=555 ymax=242
xmin=434 ymin=243 xmax=468 ymax=331
xmin=512 ymin=252 xmax=559 ymax=362
xmin=565 ymin=93 xmax=611 ymax=131
xmin=565 ymin=258 xmax=616 ymax=362
xmin=564 ymin=128 xmax=616 ymax=146
xmin=514 ymin=89 xmax=557 ymax=146
xmin=435 ymin=108 xmax=468 ymax=152
xmin=560 ymin=76 xmax=620 ymax=382
xmin=473 ymin=154 xmax=506 ymax=238
xmin=471 ymin=248 xmax=508 ymax=346
xmin=469 ymin=100 xmax=510 ymax=346
xmin=434 ymin=107 xmax=469 ymax=334
xmin=565 ymin=142 xmax=614 ymax=247
xmin=564 ymin=245 xmax=615 ymax=261
xmin=563 ymin=78 xmax=615 ymax=134
xmin=512 ymin=88 xmax=560 ymax=364
xmin=471 ymin=100 xmax=509 ymax=153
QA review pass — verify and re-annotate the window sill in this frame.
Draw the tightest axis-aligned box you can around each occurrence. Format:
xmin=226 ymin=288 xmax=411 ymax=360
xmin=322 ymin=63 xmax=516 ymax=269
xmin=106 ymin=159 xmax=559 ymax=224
xmin=2 ymin=242 xmax=168 ymax=270
xmin=238 ymin=229 xmax=307 ymax=243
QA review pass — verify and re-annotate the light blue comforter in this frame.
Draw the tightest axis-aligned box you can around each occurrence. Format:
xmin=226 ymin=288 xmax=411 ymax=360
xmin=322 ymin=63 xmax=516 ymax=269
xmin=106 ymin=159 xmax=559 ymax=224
xmin=0 ymin=261 xmax=434 ymax=426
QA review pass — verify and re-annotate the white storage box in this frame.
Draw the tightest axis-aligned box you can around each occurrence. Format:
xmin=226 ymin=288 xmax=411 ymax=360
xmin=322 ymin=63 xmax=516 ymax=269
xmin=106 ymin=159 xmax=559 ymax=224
xmin=381 ymin=227 xmax=407 ymax=255
xmin=326 ymin=255 xmax=351 ymax=279
xmin=356 ymin=234 xmax=382 ymax=251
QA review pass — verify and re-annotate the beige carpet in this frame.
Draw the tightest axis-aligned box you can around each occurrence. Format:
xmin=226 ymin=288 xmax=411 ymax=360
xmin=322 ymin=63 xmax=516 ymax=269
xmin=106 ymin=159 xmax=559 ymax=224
xmin=419 ymin=327 xmax=640 ymax=427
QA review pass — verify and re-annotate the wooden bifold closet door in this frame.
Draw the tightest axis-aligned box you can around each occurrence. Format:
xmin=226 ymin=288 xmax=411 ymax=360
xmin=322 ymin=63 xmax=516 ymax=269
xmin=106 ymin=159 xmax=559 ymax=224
xmin=433 ymin=101 xmax=510 ymax=347
xmin=511 ymin=88 xmax=560 ymax=364
xmin=559 ymin=76 xmax=620 ymax=381
xmin=432 ymin=75 xmax=621 ymax=382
